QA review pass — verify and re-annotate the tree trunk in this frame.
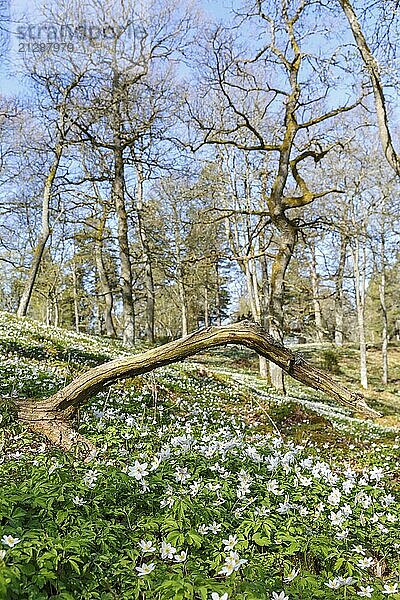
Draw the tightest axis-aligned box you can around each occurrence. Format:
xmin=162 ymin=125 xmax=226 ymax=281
xmin=204 ymin=285 xmax=209 ymax=327
xmin=14 ymin=320 xmax=379 ymax=454
xmin=72 ymin=261 xmax=80 ymax=334
xmin=335 ymin=234 xmax=347 ymax=346
xmin=310 ymin=242 xmax=323 ymax=343
xmin=215 ymin=259 xmax=222 ymax=326
xmin=379 ymin=232 xmax=388 ymax=385
xmin=172 ymin=205 xmax=188 ymax=336
xmin=111 ymin=70 xmax=135 ymax=347
xmin=94 ymin=216 xmax=117 ymax=339
xmin=53 ymin=296 xmax=59 ymax=328
xmin=352 ymin=235 xmax=368 ymax=389
xmin=268 ymin=217 xmax=297 ymax=392
xmin=338 ymin=0 xmax=400 ymax=177
xmin=17 ymin=152 xmax=60 ymax=317
xmin=113 ymin=144 xmax=135 ymax=346
xmin=178 ymin=271 xmax=188 ymax=337
xmin=16 ymin=78 xmax=79 ymax=317
xmin=135 ymin=164 xmax=155 ymax=343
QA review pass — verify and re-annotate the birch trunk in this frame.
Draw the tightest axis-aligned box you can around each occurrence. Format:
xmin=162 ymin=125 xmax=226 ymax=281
xmin=310 ymin=242 xmax=323 ymax=342
xmin=215 ymin=260 xmax=222 ymax=326
xmin=335 ymin=234 xmax=347 ymax=346
xmin=352 ymin=235 xmax=368 ymax=389
xmin=379 ymin=232 xmax=389 ymax=385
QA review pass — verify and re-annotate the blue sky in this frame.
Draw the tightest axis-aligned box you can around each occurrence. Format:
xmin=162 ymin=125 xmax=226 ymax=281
xmin=0 ymin=0 xmax=237 ymax=96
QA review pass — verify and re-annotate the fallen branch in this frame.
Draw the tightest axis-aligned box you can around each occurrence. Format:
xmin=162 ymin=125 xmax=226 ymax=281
xmin=14 ymin=321 xmax=380 ymax=452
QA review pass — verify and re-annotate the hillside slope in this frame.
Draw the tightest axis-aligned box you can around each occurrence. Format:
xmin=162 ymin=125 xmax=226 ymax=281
xmin=0 ymin=312 xmax=399 ymax=599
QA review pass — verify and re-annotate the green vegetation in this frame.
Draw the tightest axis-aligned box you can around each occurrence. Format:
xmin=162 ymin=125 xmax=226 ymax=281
xmin=0 ymin=312 xmax=399 ymax=599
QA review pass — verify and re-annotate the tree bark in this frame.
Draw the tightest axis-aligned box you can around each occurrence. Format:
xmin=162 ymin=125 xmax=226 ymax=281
xmin=268 ymin=217 xmax=297 ymax=392
xmin=17 ymin=78 xmax=80 ymax=318
xmin=72 ymin=261 xmax=80 ymax=334
xmin=352 ymin=234 xmax=368 ymax=389
xmin=17 ymin=148 xmax=61 ymax=317
xmin=379 ymin=231 xmax=388 ymax=385
xmin=14 ymin=320 xmax=379 ymax=453
xmin=335 ymin=234 xmax=347 ymax=346
xmin=111 ymin=72 xmax=135 ymax=346
xmin=338 ymin=0 xmax=400 ymax=177
xmin=310 ymin=241 xmax=324 ymax=343
xmin=172 ymin=204 xmax=188 ymax=336
xmin=135 ymin=163 xmax=155 ymax=343
xmin=215 ymin=259 xmax=222 ymax=326
xmin=94 ymin=214 xmax=117 ymax=338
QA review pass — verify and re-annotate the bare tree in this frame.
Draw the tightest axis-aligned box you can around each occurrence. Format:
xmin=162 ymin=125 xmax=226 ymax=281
xmin=17 ymin=77 xmax=81 ymax=317
xmin=192 ymin=0 xmax=359 ymax=390
xmin=338 ymin=0 xmax=400 ymax=177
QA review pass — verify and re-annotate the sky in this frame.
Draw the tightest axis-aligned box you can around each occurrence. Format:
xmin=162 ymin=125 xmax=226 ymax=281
xmin=0 ymin=0 xmax=237 ymax=96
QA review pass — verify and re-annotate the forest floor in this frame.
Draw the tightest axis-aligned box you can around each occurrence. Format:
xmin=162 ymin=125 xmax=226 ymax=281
xmin=0 ymin=311 xmax=399 ymax=599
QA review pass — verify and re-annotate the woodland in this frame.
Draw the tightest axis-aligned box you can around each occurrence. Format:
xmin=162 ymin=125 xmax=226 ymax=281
xmin=0 ymin=0 xmax=400 ymax=598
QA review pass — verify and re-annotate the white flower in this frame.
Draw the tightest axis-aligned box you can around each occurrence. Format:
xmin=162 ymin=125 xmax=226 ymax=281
xmin=342 ymin=479 xmax=355 ymax=494
xmin=330 ymin=510 xmax=345 ymax=527
xmin=174 ymin=550 xmax=187 ymax=563
xmin=381 ymin=493 xmax=395 ymax=507
xmin=189 ymin=480 xmax=202 ymax=496
xmin=160 ymin=495 xmax=175 ymax=508
xmin=266 ymin=479 xmax=283 ymax=495
xmin=353 ymin=545 xmax=366 ymax=555
xmin=271 ymin=592 xmax=289 ymax=600
xmin=222 ymin=535 xmax=238 ymax=551
xmin=336 ymin=529 xmax=349 ymax=539
xmin=1 ymin=535 xmax=21 ymax=548
xmin=175 ymin=466 xmax=190 ymax=483
xmin=160 ymin=541 xmax=176 ymax=559
xmin=127 ymin=461 xmax=149 ymax=481
xmin=72 ymin=496 xmax=86 ymax=506
xmin=150 ymin=456 xmax=161 ymax=471
xmin=208 ymin=521 xmax=222 ymax=534
xmin=277 ymin=500 xmax=291 ymax=514
xmin=138 ymin=540 xmax=156 ymax=554
xmin=218 ymin=551 xmax=247 ymax=576
xmin=382 ymin=583 xmax=399 ymax=595
xmin=369 ymin=466 xmax=384 ymax=481
xmin=357 ymin=557 xmax=374 ymax=569
xmin=284 ymin=568 xmax=299 ymax=583
xmin=135 ymin=562 xmax=155 ymax=576
xmin=342 ymin=504 xmax=352 ymax=517
xmin=211 ymin=594 xmax=228 ymax=600
xmin=327 ymin=489 xmax=341 ymax=506
xmin=325 ymin=578 xmax=342 ymax=590
xmin=198 ymin=524 xmax=209 ymax=535
xmin=337 ymin=576 xmax=355 ymax=586
xmin=357 ymin=586 xmax=374 ymax=597
xmin=298 ymin=476 xmax=312 ymax=487
xmin=0 ymin=550 xmax=6 ymax=560
xmin=83 ymin=469 xmax=99 ymax=488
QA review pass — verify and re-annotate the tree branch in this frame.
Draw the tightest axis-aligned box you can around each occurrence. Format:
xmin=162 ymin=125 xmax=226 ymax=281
xmin=338 ymin=0 xmax=400 ymax=177
xmin=15 ymin=321 xmax=379 ymax=453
